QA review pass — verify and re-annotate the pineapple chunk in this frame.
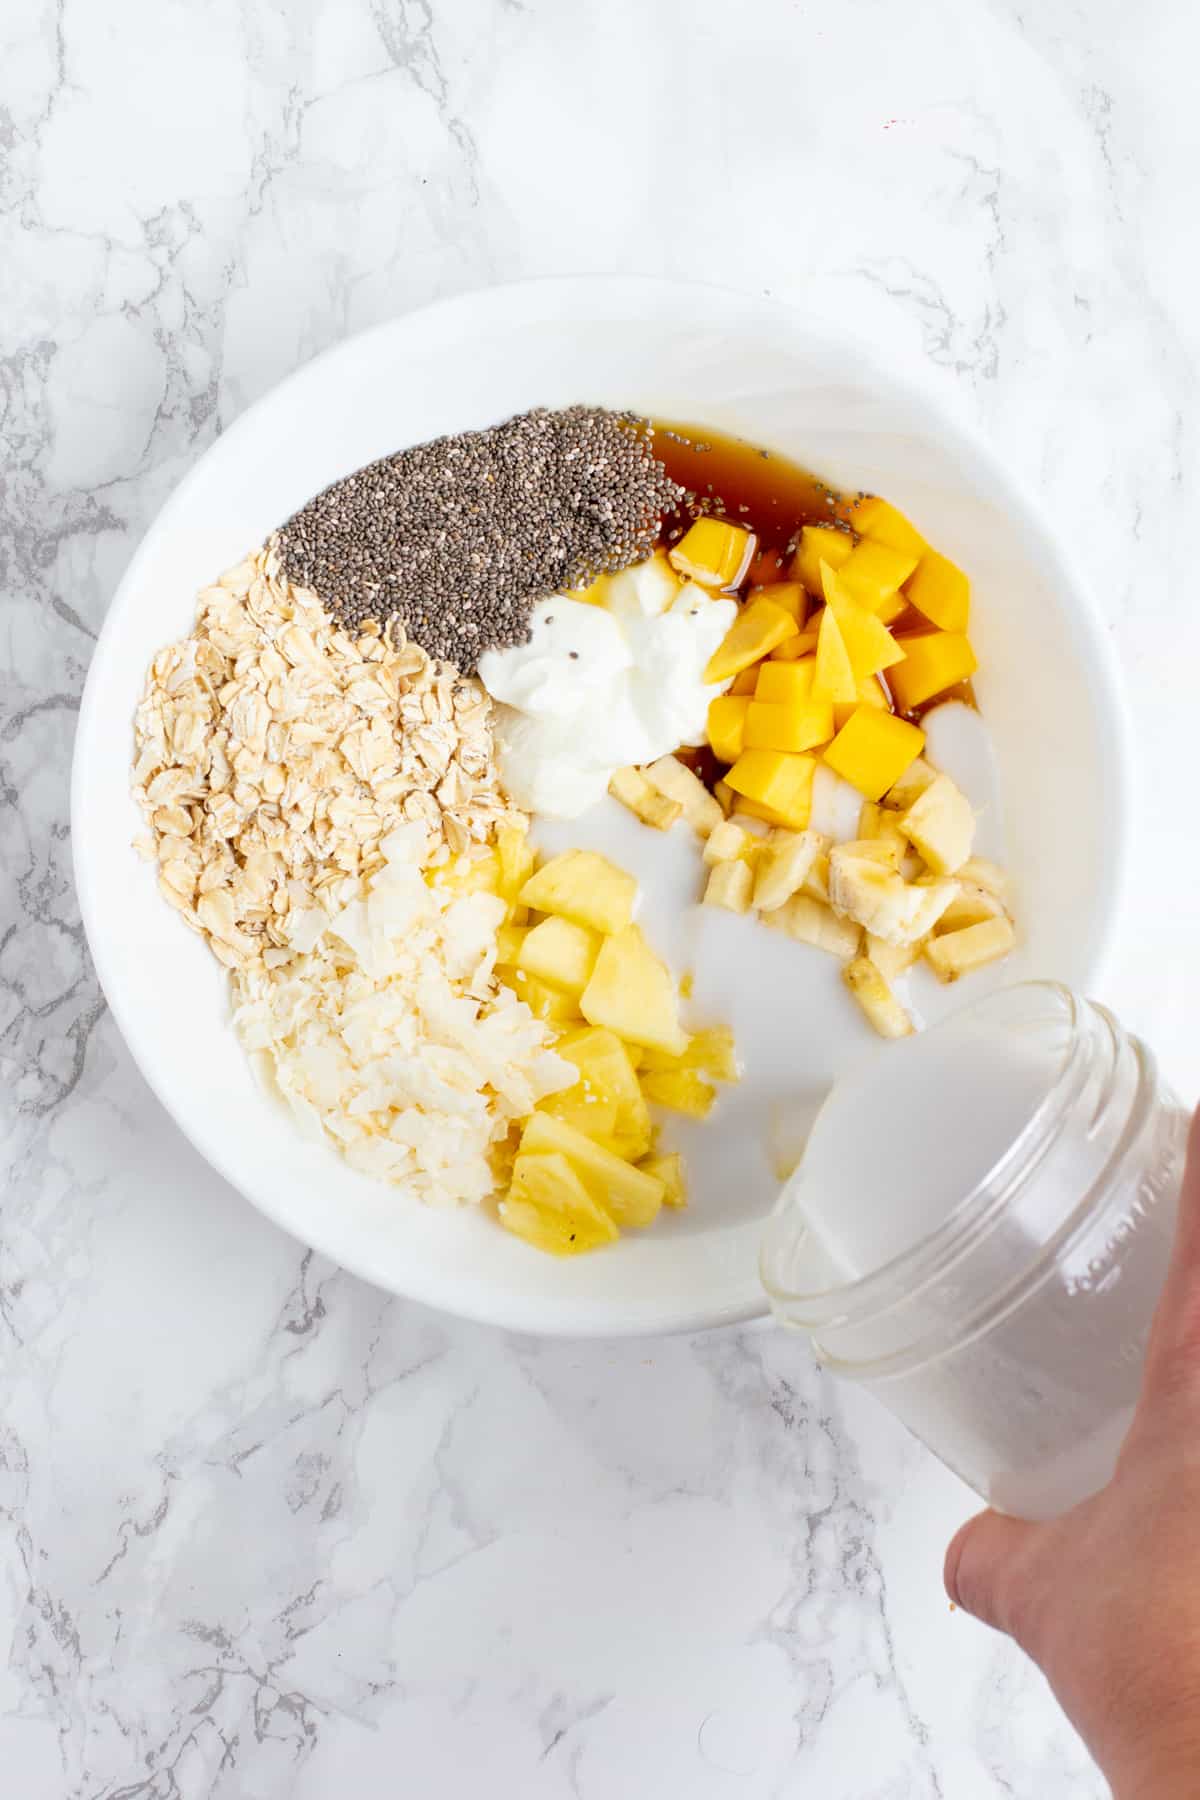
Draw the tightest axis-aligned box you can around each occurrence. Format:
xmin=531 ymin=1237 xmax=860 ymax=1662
xmin=608 ymin=765 xmax=683 ymax=831
xmin=935 ymin=881 xmax=1007 ymax=933
xmin=519 ymin=850 xmax=636 ymax=934
xmin=883 ymin=756 xmax=938 ymax=811
xmin=703 ymin=818 xmax=755 ymax=865
xmin=669 ymin=518 xmax=756 ymax=589
xmin=501 ymin=969 xmax=582 ymax=1024
xmin=501 ymin=1153 xmax=620 ymax=1256
xmin=537 ymin=1085 xmax=620 ymax=1144
xmin=899 ymin=772 xmax=975 ymax=874
xmin=924 ymin=916 xmax=1016 ymax=983
xmin=640 ymin=1068 xmax=717 ymax=1119
xmin=495 ymin=921 xmax=528 ymax=966
xmin=555 ymin=1025 xmax=652 ymax=1160
xmin=959 ymin=857 xmax=1010 ymax=903
xmin=751 ymin=580 xmax=808 ymax=623
xmin=707 ymin=695 xmax=750 ymax=764
xmin=644 ymin=755 xmax=724 ymax=837
xmin=887 ymin=631 xmax=978 ymax=712
xmin=778 ymin=894 xmax=861 ymax=957
xmin=704 ymin=859 xmax=754 ymax=913
xmin=639 ymin=1152 xmax=687 ymax=1209
xmin=744 ymin=697 xmax=834 ymax=754
xmin=580 ymin=924 xmax=690 ymax=1057
xmin=824 ymin=707 xmax=926 ymax=802
xmin=835 ymin=538 xmax=920 ymax=613
xmin=906 ymin=549 xmax=970 ymax=632
xmin=436 ymin=848 xmax=501 ymax=897
xmin=829 ymin=844 xmax=959 ymax=945
xmin=519 ymin=1111 xmax=664 ymax=1227
xmin=713 ymin=778 xmax=734 ymax=816
xmin=517 ymin=915 xmax=602 ymax=994
xmin=496 ymin=822 xmax=537 ymax=904
xmin=752 ymin=828 xmax=825 ymax=912
xmin=639 ymin=1025 xmax=739 ymax=1083
xmin=844 ymin=496 xmax=926 ymax=558
xmin=843 ymin=956 xmax=914 ymax=1039
xmin=725 ymin=749 xmax=816 ymax=830
xmin=793 ymin=523 xmax=854 ymax=594
xmin=813 ymin=595 xmax=857 ymax=703
xmin=704 ymin=598 xmax=797 ymax=683
xmin=822 ymin=568 xmax=907 ymax=677
xmin=865 ymin=932 xmax=919 ymax=983
xmin=858 ymin=801 xmax=883 ymax=839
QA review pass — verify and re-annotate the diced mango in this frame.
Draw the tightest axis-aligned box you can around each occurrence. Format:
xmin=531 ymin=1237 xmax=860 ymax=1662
xmin=707 ymin=695 xmax=750 ymax=764
xmin=668 ymin=518 xmax=756 ymax=589
xmin=793 ymin=523 xmax=854 ymax=595
xmin=496 ymin=822 xmax=536 ymax=903
xmin=555 ymin=1025 xmax=652 ymax=1160
xmin=750 ymin=580 xmax=808 ymax=624
xmin=834 ymin=673 xmax=890 ymax=731
xmin=822 ymin=568 xmax=907 ymax=679
xmin=844 ymin=496 xmax=926 ymax=558
xmin=703 ymin=598 xmax=797 ymax=683
xmin=835 ymin=538 xmax=920 ymax=613
xmin=519 ymin=850 xmax=636 ymax=935
xmin=501 ymin=970 xmax=582 ymax=1024
xmin=823 ymin=707 xmax=926 ymax=802
xmin=906 ymin=549 xmax=970 ymax=632
xmin=755 ymin=658 xmax=815 ymax=705
xmin=745 ymin=697 xmax=834 ymax=754
xmin=887 ymin=631 xmax=978 ymax=713
xmin=724 ymin=749 xmax=817 ymax=830
xmin=639 ymin=1152 xmax=687 ymax=1209
xmin=730 ymin=668 xmax=759 ymax=696
xmin=501 ymin=1153 xmax=620 ymax=1256
xmin=517 ymin=916 xmax=603 ymax=994
xmin=519 ymin=1112 xmax=664 ymax=1227
xmin=580 ymin=924 xmax=690 ymax=1057
xmin=812 ymin=598 xmax=857 ymax=703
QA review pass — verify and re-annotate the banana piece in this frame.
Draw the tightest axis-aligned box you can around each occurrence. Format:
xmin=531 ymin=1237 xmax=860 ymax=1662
xmin=828 ymin=845 xmax=959 ymax=945
xmin=899 ymin=773 xmax=975 ymax=875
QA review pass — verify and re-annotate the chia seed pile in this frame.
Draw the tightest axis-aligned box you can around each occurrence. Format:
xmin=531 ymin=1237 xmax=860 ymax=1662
xmin=276 ymin=405 xmax=684 ymax=673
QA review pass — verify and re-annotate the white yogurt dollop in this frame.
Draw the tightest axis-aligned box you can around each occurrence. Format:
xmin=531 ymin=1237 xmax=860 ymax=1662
xmin=478 ymin=571 xmax=736 ymax=819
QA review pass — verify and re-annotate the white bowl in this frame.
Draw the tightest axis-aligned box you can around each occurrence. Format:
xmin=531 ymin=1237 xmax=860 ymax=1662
xmin=72 ymin=278 xmax=1130 ymax=1337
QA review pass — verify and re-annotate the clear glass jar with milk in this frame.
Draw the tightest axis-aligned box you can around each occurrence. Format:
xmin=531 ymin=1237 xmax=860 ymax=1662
xmin=760 ymin=983 xmax=1190 ymax=1520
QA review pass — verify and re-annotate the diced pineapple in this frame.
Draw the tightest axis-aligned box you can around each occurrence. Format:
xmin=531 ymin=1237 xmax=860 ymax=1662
xmin=730 ymin=668 xmax=760 ymax=696
xmin=704 ymin=598 xmax=797 ymax=683
xmin=906 ymin=549 xmax=970 ymax=632
xmin=703 ymin=818 xmax=755 ymax=866
xmin=821 ymin=568 xmax=907 ymax=680
xmin=639 ymin=1025 xmax=739 ymax=1082
xmin=580 ymin=924 xmax=690 ymax=1057
xmin=519 ymin=1111 xmax=665 ymax=1226
xmin=495 ymin=921 xmax=528 ymax=966
xmin=935 ymin=881 xmax=1006 ymax=933
xmin=924 ymin=916 xmax=1016 ymax=983
xmin=704 ymin=859 xmax=754 ymax=913
xmin=669 ymin=518 xmax=756 ymax=589
xmin=713 ymin=778 xmax=735 ymax=815
xmin=844 ymin=496 xmax=926 ymax=557
xmin=554 ymin=1025 xmax=652 ymax=1159
xmin=744 ymin=696 xmax=834 ymax=754
xmin=859 ymin=801 xmax=883 ymax=839
xmin=778 ymin=894 xmax=862 ymax=958
xmin=496 ymin=821 xmax=537 ymax=904
xmin=501 ymin=969 xmax=582 ymax=1024
xmin=958 ymin=857 xmax=1010 ymax=903
xmin=724 ymin=749 xmax=817 ymax=830
xmin=812 ymin=596 xmax=857 ymax=703
xmin=517 ymin=915 xmax=602 ymax=994
xmin=537 ymin=1084 xmax=620 ymax=1144
xmin=519 ymin=849 xmax=636 ymax=934
xmin=887 ymin=630 xmax=978 ymax=712
xmin=707 ymin=695 xmax=750 ymax=764
xmin=640 ymin=1067 xmax=717 ymax=1118
xmin=843 ymin=956 xmax=914 ymax=1039
xmin=865 ymin=932 xmax=919 ymax=983
xmin=883 ymin=756 xmax=937 ymax=811
xmin=752 ymin=828 xmax=825 ymax=912
xmin=639 ymin=1152 xmax=687 ymax=1209
xmin=835 ymin=538 xmax=920 ymax=613
xmin=751 ymin=580 xmax=808 ymax=624
xmin=501 ymin=1153 xmax=620 ymax=1256
xmin=793 ymin=523 xmax=855 ymax=594
xmin=436 ymin=847 xmax=502 ymax=896
xmin=644 ymin=755 xmax=724 ymax=837
xmin=823 ymin=707 xmax=926 ymax=802
xmin=899 ymin=772 xmax=975 ymax=874
xmin=608 ymin=765 xmax=683 ymax=831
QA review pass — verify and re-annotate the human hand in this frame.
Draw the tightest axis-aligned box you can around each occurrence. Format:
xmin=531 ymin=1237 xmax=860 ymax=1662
xmin=944 ymin=1106 xmax=1200 ymax=1799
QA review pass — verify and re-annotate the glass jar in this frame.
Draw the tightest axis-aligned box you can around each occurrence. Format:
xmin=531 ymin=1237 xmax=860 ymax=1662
xmin=760 ymin=983 xmax=1190 ymax=1520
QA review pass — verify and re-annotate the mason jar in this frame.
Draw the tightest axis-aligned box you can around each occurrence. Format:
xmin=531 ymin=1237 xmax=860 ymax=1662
xmin=760 ymin=983 xmax=1191 ymax=1520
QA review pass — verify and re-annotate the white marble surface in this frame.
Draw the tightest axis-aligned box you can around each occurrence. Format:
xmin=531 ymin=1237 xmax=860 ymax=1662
xmin=4 ymin=1 xmax=1199 ymax=1794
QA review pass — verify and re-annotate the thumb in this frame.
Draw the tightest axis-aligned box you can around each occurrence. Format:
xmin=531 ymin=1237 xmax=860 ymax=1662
xmin=1137 ymin=1103 xmax=1200 ymax=1408
xmin=944 ymin=1507 xmax=1046 ymax=1642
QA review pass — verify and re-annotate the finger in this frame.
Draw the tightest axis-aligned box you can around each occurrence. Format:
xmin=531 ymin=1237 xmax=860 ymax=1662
xmin=1139 ymin=1105 xmax=1200 ymax=1405
xmin=944 ymin=1507 xmax=1044 ymax=1642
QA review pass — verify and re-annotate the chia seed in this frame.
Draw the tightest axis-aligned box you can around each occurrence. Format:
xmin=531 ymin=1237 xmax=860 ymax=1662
xmin=275 ymin=405 xmax=684 ymax=673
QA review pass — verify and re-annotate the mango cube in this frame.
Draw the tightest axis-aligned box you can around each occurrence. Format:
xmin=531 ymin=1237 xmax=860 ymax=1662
xmin=822 ymin=568 xmax=907 ymax=679
xmin=724 ymin=750 xmax=817 ymax=830
xmin=834 ymin=673 xmax=890 ymax=731
xmin=519 ymin=849 xmax=636 ymax=934
xmin=501 ymin=1153 xmax=620 ymax=1256
xmin=580 ymin=924 xmax=690 ymax=1057
xmin=906 ymin=549 xmax=970 ymax=632
xmin=823 ymin=707 xmax=926 ymax=802
xmin=555 ymin=1025 xmax=652 ymax=1160
xmin=518 ymin=1112 xmax=664 ymax=1227
xmin=517 ymin=916 xmax=602 ymax=994
xmin=750 ymin=580 xmax=807 ymax=624
xmin=844 ymin=496 xmax=926 ymax=558
xmin=639 ymin=1152 xmax=687 ymax=1209
xmin=745 ymin=696 xmax=835 ymax=755
xmin=704 ymin=598 xmax=797 ymax=683
xmin=755 ymin=658 xmax=815 ymax=704
xmin=668 ymin=517 xmax=756 ymax=589
xmin=835 ymin=538 xmax=920 ymax=613
xmin=887 ymin=631 xmax=978 ymax=713
xmin=707 ymin=695 xmax=749 ymax=764
xmin=812 ymin=598 xmax=857 ymax=703
xmin=793 ymin=523 xmax=854 ymax=595
xmin=730 ymin=668 xmax=759 ymax=696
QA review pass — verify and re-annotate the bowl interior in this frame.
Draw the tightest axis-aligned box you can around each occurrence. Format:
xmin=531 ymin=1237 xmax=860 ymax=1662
xmin=73 ymin=279 xmax=1127 ymax=1336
